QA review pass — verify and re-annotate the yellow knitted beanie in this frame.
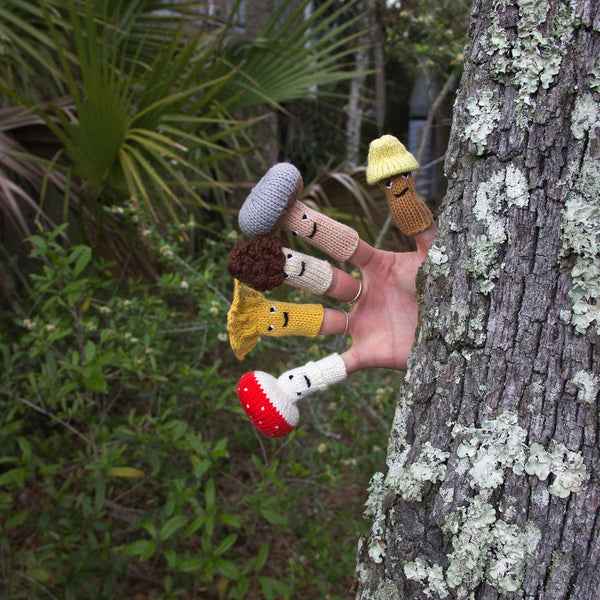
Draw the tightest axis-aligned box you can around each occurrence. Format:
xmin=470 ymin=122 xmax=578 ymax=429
xmin=366 ymin=135 xmax=419 ymax=185
xmin=227 ymin=280 xmax=324 ymax=360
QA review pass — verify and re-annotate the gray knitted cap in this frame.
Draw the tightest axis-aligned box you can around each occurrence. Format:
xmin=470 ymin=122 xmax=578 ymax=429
xmin=238 ymin=163 xmax=302 ymax=236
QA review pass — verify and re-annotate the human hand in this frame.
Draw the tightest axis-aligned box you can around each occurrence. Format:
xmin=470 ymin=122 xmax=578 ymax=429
xmin=228 ymin=139 xmax=436 ymax=437
xmin=329 ymin=227 xmax=437 ymax=375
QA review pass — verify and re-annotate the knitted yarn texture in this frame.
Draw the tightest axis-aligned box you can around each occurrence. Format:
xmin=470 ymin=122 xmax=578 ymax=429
xmin=227 ymin=235 xmax=333 ymax=295
xmin=227 ymin=280 xmax=324 ymax=360
xmin=384 ymin=174 xmax=433 ymax=236
xmin=237 ymin=162 xmax=359 ymax=263
xmin=237 ymin=371 xmax=299 ymax=437
xmin=237 ymin=353 xmax=347 ymax=437
xmin=280 ymin=201 xmax=359 ymax=263
xmin=227 ymin=236 xmax=287 ymax=292
xmin=238 ymin=163 xmax=302 ymax=237
xmin=366 ymin=134 xmax=419 ymax=184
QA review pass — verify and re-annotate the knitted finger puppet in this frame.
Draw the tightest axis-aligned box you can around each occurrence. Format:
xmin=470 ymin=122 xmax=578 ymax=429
xmin=366 ymin=134 xmax=433 ymax=237
xmin=227 ymin=235 xmax=333 ymax=295
xmin=227 ymin=279 xmax=324 ymax=360
xmin=237 ymin=353 xmax=347 ymax=437
xmin=238 ymin=162 xmax=359 ymax=262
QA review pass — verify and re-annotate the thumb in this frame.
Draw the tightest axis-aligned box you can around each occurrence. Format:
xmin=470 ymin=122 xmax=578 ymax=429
xmin=413 ymin=223 xmax=438 ymax=258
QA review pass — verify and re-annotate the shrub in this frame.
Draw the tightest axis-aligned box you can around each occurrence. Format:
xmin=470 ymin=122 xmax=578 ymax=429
xmin=0 ymin=224 xmax=398 ymax=599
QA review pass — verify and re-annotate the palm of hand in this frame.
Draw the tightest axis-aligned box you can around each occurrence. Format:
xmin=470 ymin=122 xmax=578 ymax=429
xmin=342 ymin=227 xmax=437 ymax=374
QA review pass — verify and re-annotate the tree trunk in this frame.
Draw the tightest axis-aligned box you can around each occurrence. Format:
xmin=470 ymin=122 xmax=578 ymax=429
xmin=355 ymin=1 xmax=600 ymax=599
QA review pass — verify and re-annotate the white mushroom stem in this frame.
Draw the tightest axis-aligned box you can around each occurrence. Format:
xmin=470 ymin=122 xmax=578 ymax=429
xmin=277 ymin=353 xmax=348 ymax=402
xmin=282 ymin=247 xmax=333 ymax=295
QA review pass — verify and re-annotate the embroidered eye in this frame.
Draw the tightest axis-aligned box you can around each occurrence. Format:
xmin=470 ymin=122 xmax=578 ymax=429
xmin=301 ymin=213 xmax=309 ymax=220
xmin=292 ymin=231 xmax=299 ymax=236
xmin=402 ymin=173 xmax=410 ymax=179
xmin=284 ymin=272 xmax=290 ymax=279
xmin=385 ymin=180 xmax=392 ymax=189
xmin=287 ymin=253 xmax=293 ymax=259
xmin=267 ymin=325 xmax=274 ymax=332
xmin=269 ymin=306 xmax=276 ymax=313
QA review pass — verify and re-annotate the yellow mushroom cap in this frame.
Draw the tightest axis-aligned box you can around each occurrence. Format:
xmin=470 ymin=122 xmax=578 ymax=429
xmin=227 ymin=280 xmax=323 ymax=360
xmin=366 ymin=135 xmax=419 ymax=185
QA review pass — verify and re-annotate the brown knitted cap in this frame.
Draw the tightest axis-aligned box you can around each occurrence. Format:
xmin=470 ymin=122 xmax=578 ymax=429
xmin=227 ymin=236 xmax=286 ymax=292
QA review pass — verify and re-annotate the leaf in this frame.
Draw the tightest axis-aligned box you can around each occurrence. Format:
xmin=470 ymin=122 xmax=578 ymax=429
xmin=94 ymin=477 xmax=105 ymax=513
xmin=83 ymin=340 xmax=96 ymax=363
xmin=216 ymin=558 xmax=240 ymax=581
xmin=205 ymin=478 xmax=216 ymax=511
xmin=259 ymin=576 xmax=292 ymax=600
xmin=259 ymin=509 xmax=288 ymax=527
xmin=83 ymin=369 xmax=107 ymax=393
xmin=71 ymin=245 xmax=92 ymax=277
xmin=121 ymin=539 xmax=156 ymax=561
xmin=182 ymin=513 xmax=207 ymax=539
xmin=255 ymin=543 xmax=269 ymax=574
xmin=214 ymin=533 xmax=237 ymax=557
xmin=159 ymin=515 xmax=188 ymax=542
xmin=177 ymin=557 xmax=206 ymax=572
xmin=106 ymin=466 xmax=146 ymax=479
xmin=0 ymin=467 xmax=26 ymax=488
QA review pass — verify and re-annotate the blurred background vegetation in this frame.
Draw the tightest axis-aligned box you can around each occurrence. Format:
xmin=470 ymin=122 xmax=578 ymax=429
xmin=0 ymin=0 xmax=470 ymax=598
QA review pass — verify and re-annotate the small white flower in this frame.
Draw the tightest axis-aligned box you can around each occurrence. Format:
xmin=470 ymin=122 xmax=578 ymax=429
xmin=217 ymin=332 xmax=228 ymax=342
xmin=159 ymin=245 xmax=174 ymax=258
xmin=180 ymin=280 xmax=189 ymax=290
xmin=22 ymin=318 xmax=35 ymax=330
xmin=45 ymin=324 xmax=56 ymax=332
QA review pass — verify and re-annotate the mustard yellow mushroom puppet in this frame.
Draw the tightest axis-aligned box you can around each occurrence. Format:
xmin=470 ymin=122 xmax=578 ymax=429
xmin=366 ymin=134 xmax=433 ymax=236
xmin=227 ymin=138 xmax=437 ymax=437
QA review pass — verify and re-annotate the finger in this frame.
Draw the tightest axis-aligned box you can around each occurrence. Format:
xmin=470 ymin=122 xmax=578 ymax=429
xmin=326 ymin=267 xmax=362 ymax=303
xmin=413 ymin=222 xmax=439 ymax=257
xmin=319 ymin=308 xmax=350 ymax=336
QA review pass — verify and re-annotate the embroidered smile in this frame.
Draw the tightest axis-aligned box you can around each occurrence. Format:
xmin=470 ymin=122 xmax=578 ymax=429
xmin=298 ymin=261 xmax=306 ymax=277
xmin=307 ymin=223 xmax=317 ymax=238
xmin=283 ymin=312 xmax=289 ymax=327
xmin=394 ymin=187 xmax=409 ymax=198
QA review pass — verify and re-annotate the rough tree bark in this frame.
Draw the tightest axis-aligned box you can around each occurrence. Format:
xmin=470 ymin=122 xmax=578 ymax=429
xmin=355 ymin=1 xmax=600 ymax=599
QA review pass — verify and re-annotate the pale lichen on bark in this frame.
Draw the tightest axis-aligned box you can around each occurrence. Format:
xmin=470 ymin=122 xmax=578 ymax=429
xmin=355 ymin=1 xmax=599 ymax=598
xmin=561 ymin=91 xmax=600 ymax=335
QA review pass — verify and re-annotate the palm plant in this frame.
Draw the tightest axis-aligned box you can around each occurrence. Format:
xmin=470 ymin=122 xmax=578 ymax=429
xmin=0 ymin=0 xmax=363 ymax=261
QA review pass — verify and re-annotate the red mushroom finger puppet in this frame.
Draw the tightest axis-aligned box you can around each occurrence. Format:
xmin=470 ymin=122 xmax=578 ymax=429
xmin=237 ymin=353 xmax=347 ymax=437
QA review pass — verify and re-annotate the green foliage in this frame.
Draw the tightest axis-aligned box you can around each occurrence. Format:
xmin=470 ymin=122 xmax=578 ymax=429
xmin=0 ymin=225 xmax=398 ymax=599
xmin=0 ymin=0 xmax=365 ymax=247
xmin=385 ymin=0 xmax=471 ymax=75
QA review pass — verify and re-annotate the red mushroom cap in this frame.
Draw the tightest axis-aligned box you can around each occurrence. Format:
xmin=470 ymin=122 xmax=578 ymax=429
xmin=237 ymin=371 xmax=299 ymax=437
